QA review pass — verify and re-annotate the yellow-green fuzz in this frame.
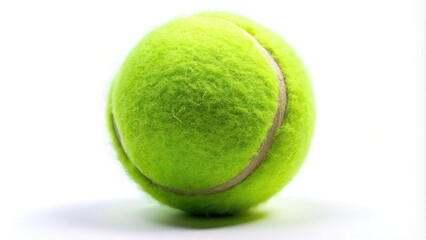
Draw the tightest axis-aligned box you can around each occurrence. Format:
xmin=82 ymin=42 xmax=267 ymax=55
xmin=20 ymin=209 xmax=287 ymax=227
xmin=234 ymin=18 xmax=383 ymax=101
xmin=107 ymin=12 xmax=315 ymax=215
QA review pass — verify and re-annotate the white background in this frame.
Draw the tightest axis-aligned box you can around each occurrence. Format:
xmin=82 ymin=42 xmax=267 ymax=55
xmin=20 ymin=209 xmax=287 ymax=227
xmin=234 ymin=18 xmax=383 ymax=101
xmin=0 ymin=0 xmax=425 ymax=239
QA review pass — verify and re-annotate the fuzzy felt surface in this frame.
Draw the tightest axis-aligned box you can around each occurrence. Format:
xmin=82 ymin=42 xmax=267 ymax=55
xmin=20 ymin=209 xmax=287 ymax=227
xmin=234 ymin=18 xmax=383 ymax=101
xmin=107 ymin=12 xmax=315 ymax=215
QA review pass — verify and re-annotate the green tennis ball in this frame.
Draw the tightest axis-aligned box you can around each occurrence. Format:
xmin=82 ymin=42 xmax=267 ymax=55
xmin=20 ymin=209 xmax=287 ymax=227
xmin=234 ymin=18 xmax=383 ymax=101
xmin=107 ymin=12 xmax=315 ymax=216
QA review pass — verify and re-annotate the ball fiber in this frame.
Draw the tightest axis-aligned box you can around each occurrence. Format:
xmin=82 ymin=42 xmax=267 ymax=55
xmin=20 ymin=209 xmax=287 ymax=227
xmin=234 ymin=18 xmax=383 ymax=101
xmin=107 ymin=12 xmax=315 ymax=216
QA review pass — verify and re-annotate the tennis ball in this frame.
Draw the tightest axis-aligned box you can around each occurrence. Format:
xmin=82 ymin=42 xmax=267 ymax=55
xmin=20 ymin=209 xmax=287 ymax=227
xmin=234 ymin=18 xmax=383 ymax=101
xmin=107 ymin=12 xmax=315 ymax=216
